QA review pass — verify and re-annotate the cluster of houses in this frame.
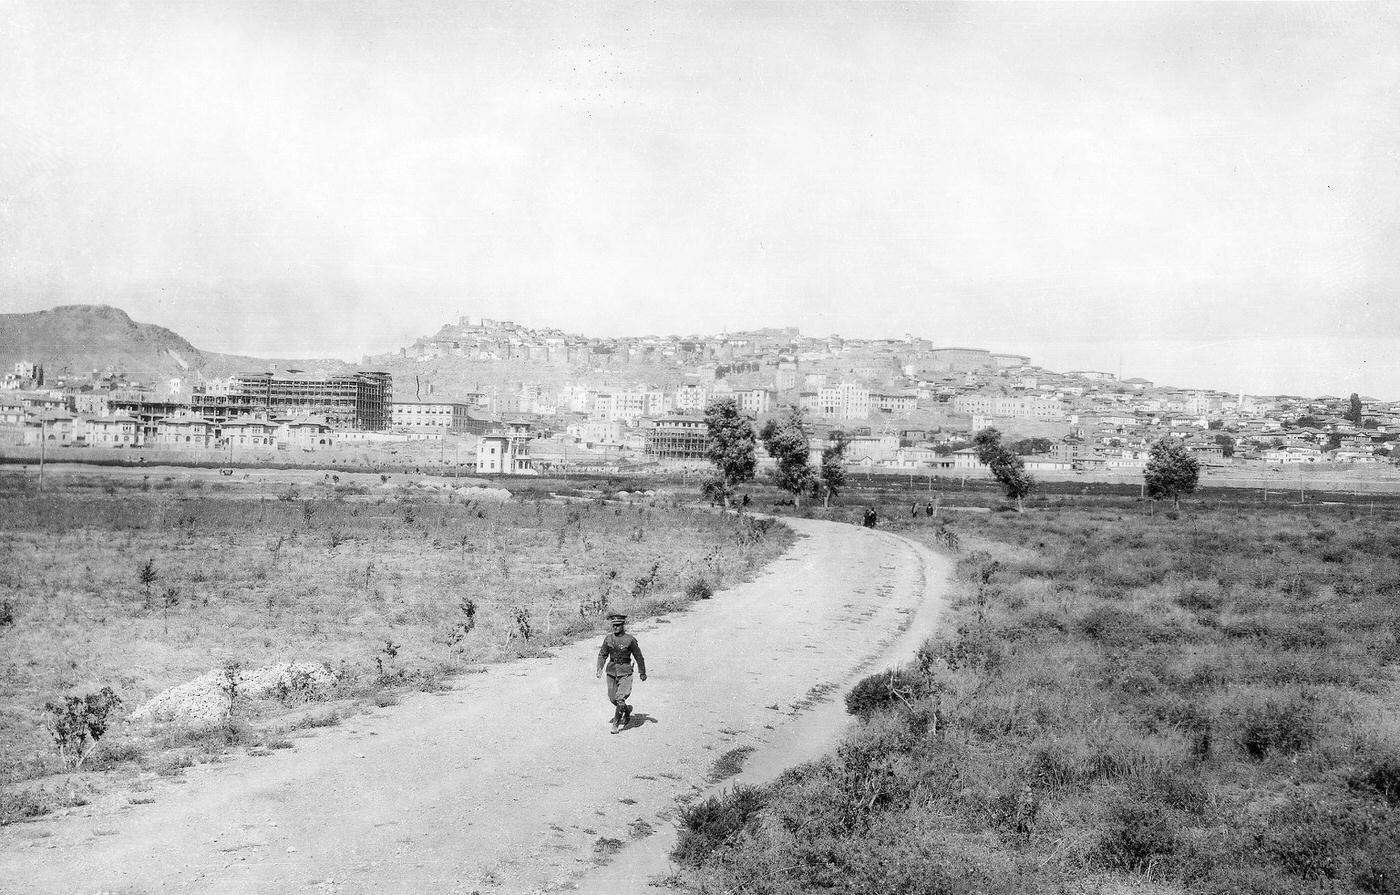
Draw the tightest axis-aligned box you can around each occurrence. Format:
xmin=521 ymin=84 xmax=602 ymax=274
xmin=0 ymin=394 xmax=337 ymax=451
xmin=7 ymin=318 xmax=1400 ymax=476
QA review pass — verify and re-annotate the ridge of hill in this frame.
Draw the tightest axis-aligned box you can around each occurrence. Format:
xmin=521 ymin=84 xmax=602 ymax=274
xmin=0 ymin=305 xmax=347 ymax=381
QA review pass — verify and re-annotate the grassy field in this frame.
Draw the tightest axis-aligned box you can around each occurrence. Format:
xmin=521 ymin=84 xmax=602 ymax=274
xmin=672 ymin=493 xmax=1400 ymax=894
xmin=0 ymin=469 xmax=792 ymax=821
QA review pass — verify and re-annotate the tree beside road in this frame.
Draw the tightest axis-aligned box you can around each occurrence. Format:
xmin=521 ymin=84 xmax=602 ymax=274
xmin=760 ymin=407 xmax=816 ymax=508
xmin=702 ymin=397 xmax=757 ymax=508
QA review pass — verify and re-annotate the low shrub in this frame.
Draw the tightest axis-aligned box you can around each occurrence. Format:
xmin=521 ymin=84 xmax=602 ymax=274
xmin=684 ymin=578 xmax=713 ymax=600
xmin=1175 ymin=581 xmax=1223 ymax=613
xmin=1234 ymin=695 xmax=1317 ymax=760
xmin=1077 ymin=606 xmax=1180 ymax=649
xmin=1256 ymin=794 xmax=1399 ymax=885
xmin=1349 ymin=755 xmax=1400 ymax=806
xmin=87 ymin=737 xmax=145 ymax=770
xmin=672 ymin=784 xmax=767 ymax=865
xmin=844 ymin=667 xmax=925 ymax=721
xmin=1094 ymin=797 xmax=1177 ymax=873
xmin=0 ymin=786 xmax=51 ymax=825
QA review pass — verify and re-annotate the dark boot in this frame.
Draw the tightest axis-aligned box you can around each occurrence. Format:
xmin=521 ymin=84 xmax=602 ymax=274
xmin=622 ymin=703 xmax=633 ymax=726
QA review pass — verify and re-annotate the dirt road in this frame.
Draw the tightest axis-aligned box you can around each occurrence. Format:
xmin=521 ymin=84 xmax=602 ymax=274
xmin=0 ymin=517 xmax=949 ymax=895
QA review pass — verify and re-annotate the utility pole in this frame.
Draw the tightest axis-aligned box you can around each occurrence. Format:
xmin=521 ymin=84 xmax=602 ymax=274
xmin=37 ymin=415 xmax=46 ymax=493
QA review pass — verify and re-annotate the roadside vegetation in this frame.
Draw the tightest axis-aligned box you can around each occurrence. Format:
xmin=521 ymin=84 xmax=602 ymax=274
xmin=673 ymin=493 xmax=1400 ymax=894
xmin=0 ymin=469 xmax=791 ymax=822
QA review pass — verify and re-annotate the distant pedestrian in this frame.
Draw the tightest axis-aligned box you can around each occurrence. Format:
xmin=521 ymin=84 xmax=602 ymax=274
xmin=596 ymin=613 xmax=647 ymax=734
xmin=863 ymin=506 xmax=879 ymax=528
xmin=911 ymin=502 xmax=919 ymax=519
xmin=924 ymin=500 xmax=934 ymax=517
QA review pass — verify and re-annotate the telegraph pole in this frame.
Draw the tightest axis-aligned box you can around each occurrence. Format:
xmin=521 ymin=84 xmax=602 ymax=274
xmin=37 ymin=415 xmax=46 ymax=493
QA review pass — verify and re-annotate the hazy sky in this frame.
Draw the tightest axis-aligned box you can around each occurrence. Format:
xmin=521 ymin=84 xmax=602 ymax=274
xmin=3 ymin=3 xmax=1398 ymax=397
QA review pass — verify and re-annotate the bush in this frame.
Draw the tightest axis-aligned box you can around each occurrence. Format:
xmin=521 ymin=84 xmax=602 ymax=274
xmin=844 ymin=667 xmax=925 ymax=721
xmin=43 ymin=687 xmax=122 ymax=769
xmin=1077 ymin=606 xmax=1180 ymax=649
xmin=1349 ymin=756 xmax=1400 ymax=806
xmin=685 ymin=578 xmax=713 ymax=600
xmin=1255 ymin=794 xmax=1398 ymax=884
xmin=1235 ymin=695 xmax=1316 ymax=760
xmin=672 ymin=784 xmax=767 ymax=865
xmin=0 ymin=787 xmax=51 ymax=825
xmin=1095 ymin=797 xmax=1177 ymax=872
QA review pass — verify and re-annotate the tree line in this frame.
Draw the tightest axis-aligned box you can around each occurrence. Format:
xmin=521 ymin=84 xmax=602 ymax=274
xmin=701 ymin=398 xmax=1202 ymax=513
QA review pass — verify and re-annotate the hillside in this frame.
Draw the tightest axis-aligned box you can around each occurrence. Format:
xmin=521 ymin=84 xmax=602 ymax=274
xmin=0 ymin=305 xmax=346 ymax=381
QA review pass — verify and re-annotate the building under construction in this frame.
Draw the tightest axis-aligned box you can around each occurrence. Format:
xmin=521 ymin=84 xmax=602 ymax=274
xmin=192 ymin=371 xmax=392 ymax=430
xmin=643 ymin=415 xmax=710 ymax=460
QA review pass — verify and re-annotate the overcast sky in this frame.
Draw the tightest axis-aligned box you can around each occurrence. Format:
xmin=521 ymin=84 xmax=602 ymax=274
xmin=2 ymin=2 xmax=1397 ymax=397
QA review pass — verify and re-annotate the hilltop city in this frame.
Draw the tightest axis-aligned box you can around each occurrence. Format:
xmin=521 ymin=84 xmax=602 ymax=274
xmin=2 ymin=306 xmax=1398 ymax=478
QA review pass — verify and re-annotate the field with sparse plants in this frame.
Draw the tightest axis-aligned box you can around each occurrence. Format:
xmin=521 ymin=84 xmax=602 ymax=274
xmin=0 ymin=469 xmax=791 ymax=823
xmin=673 ymin=493 xmax=1400 ymax=894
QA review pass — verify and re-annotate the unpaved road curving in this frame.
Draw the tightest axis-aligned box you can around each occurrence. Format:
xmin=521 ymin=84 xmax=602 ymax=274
xmin=0 ymin=517 xmax=949 ymax=895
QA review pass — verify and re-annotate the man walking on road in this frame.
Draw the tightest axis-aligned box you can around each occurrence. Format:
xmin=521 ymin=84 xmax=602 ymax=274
xmin=596 ymin=613 xmax=646 ymax=733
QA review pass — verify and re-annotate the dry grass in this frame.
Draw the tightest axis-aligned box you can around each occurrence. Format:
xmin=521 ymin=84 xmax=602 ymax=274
xmin=673 ymin=495 xmax=1400 ymax=894
xmin=0 ymin=469 xmax=792 ymax=805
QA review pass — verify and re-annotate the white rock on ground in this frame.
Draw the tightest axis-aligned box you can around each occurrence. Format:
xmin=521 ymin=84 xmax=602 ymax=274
xmin=129 ymin=662 xmax=339 ymax=726
xmin=454 ymin=486 xmax=511 ymax=502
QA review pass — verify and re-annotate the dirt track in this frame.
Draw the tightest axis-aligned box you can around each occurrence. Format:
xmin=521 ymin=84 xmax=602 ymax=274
xmin=0 ymin=517 xmax=949 ymax=895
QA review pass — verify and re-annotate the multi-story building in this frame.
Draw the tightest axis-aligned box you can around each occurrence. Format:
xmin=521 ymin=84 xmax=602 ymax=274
xmin=222 ymin=415 xmax=280 ymax=448
xmin=774 ymin=362 xmax=799 ymax=391
xmin=195 ymin=371 xmax=392 ymax=430
xmin=153 ymin=411 xmax=218 ymax=448
xmin=476 ymin=420 xmax=535 ymax=474
xmin=0 ymin=397 xmax=24 ymax=428
xmin=592 ymin=389 xmax=666 ymax=422
xmin=673 ymin=383 xmax=710 ymax=413
xmin=644 ymin=415 xmax=710 ymax=460
xmin=993 ymin=395 xmax=1065 ymax=419
xmin=926 ymin=348 xmax=994 ymax=372
xmin=72 ymin=394 xmax=111 ymax=416
xmin=23 ymin=411 xmax=76 ymax=445
xmin=814 ymin=382 xmax=870 ymax=420
xmin=559 ymin=383 xmax=593 ymax=413
xmin=951 ymin=393 xmax=1064 ymax=419
xmin=281 ymin=417 xmax=335 ymax=449
xmin=390 ymin=400 xmax=480 ymax=433
xmin=871 ymin=392 xmax=918 ymax=415
xmin=952 ymin=393 xmax=994 ymax=415
xmin=568 ymin=418 xmax=624 ymax=445
xmin=108 ymin=397 xmax=189 ymax=440
xmin=81 ymin=414 xmax=142 ymax=446
xmin=733 ymin=388 xmax=773 ymax=416
xmin=991 ymin=353 xmax=1031 ymax=369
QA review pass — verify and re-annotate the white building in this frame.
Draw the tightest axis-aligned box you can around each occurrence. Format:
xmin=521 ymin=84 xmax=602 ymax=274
xmin=734 ymin=388 xmax=772 ymax=416
xmin=813 ymin=382 xmax=870 ymax=420
xmin=674 ymin=383 xmax=710 ymax=413
xmin=476 ymin=421 xmax=535 ymax=474
xmin=391 ymin=400 xmax=479 ymax=433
